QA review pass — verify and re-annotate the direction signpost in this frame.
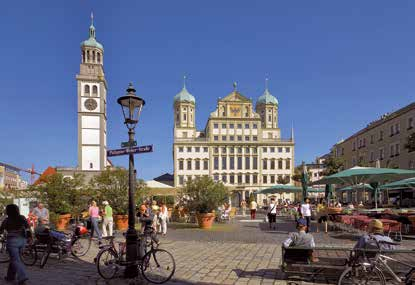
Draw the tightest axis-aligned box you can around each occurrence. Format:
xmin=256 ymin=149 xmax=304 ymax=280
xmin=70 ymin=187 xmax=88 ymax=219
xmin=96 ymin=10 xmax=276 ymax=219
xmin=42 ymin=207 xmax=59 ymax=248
xmin=107 ymin=145 xmax=153 ymax=157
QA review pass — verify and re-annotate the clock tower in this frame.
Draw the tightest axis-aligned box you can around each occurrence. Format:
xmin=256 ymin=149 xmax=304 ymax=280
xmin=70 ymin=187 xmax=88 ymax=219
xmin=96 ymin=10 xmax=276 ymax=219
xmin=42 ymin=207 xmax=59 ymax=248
xmin=76 ymin=14 xmax=107 ymax=171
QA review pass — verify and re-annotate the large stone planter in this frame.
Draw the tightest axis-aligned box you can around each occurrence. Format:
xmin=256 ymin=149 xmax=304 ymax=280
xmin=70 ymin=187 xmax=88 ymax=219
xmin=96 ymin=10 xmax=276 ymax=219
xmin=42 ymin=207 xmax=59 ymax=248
xmin=196 ymin=213 xmax=215 ymax=229
xmin=114 ymin=214 xmax=128 ymax=231
xmin=55 ymin=214 xmax=72 ymax=230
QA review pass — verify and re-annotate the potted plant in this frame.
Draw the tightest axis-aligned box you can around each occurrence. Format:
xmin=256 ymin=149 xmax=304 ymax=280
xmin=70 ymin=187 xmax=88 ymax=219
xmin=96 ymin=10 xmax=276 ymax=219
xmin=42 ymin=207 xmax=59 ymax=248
xmin=90 ymin=168 xmax=130 ymax=230
xmin=179 ymin=176 xmax=228 ymax=229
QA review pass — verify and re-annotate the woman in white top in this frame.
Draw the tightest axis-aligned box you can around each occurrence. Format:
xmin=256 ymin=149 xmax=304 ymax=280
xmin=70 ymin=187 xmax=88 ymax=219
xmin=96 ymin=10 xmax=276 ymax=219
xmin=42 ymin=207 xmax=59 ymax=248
xmin=158 ymin=202 xmax=169 ymax=235
xmin=268 ymin=198 xmax=277 ymax=230
xmin=300 ymin=198 xmax=312 ymax=233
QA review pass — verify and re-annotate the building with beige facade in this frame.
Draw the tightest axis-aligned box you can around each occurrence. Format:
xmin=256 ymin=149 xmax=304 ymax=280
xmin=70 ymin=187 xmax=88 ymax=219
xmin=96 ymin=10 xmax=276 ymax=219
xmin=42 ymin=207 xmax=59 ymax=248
xmin=173 ymin=81 xmax=295 ymax=206
xmin=332 ymin=102 xmax=415 ymax=170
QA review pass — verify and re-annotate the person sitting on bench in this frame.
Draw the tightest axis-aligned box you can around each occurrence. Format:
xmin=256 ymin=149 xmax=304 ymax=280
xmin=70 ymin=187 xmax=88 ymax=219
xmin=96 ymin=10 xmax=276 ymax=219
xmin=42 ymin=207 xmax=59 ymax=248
xmin=283 ymin=218 xmax=318 ymax=262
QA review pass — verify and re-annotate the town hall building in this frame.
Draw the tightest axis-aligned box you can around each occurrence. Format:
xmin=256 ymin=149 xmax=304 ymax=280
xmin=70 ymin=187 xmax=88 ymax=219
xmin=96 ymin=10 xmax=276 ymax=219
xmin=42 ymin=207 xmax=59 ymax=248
xmin=173 ymin=81 xmax=295 ymax=206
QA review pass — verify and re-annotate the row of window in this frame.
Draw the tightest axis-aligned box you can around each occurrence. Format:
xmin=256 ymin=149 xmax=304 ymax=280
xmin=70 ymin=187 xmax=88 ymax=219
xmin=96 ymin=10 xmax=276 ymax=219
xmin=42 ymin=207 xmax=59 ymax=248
xmin=213 ymin=123 xmax=258 ymax=129
xmin=178 ymin=157 xmax=291 ymax=171
xmin=352 ymin=143 xmax=401 ymax=165
xmin=177 ymin=146 xmax=291 ymax=153
xmin=177 ymin=174 xmax=291 ymax=185
xmin=82 ymin=49 xmax=102 ymax=64
xmin=213 ymin=135 xmax=258 ymax=142
xmin=84 ymin=85 xmax=98 ymax=96
xmin=351 ymin=117 xmax=414 ymax=151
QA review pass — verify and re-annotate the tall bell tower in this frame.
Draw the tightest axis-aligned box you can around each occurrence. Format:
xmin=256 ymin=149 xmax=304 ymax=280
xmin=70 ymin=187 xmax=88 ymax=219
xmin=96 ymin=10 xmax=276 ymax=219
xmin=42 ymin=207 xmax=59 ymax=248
xmin=76 ymin=13 xmax=107 ymax=171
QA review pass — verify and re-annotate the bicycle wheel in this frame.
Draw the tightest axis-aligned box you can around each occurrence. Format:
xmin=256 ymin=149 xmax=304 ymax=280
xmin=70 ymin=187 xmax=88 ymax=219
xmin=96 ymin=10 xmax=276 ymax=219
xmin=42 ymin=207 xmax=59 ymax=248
xmin=21 ymin=244 xmax=37 ymax=266
xmin=71 ymin=235 xmax=91 ymax=257
xmin=40 ymin=245 xmax=51 ymax=269
xmin=0 ymin=238 xmax=9 ymax=263
xmin=96 ymin=248 xmax=120 ymax=279
xmin=338 ymin=265 xmax=385 ymax=285
xmin=141 ymin=249 xmax=176 ymax=284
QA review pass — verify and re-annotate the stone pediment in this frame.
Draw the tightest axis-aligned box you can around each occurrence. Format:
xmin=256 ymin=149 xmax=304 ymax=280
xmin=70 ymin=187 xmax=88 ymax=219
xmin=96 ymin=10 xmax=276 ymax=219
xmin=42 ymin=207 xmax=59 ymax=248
xmin=220 ymin=91 xmax=251 ymax=103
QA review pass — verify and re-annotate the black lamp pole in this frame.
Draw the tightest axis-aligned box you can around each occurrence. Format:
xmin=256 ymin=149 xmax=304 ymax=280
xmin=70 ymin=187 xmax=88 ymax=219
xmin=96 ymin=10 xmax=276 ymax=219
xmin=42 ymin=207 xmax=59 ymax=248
xmin=117 ymin=83 xmax=145 ymax=278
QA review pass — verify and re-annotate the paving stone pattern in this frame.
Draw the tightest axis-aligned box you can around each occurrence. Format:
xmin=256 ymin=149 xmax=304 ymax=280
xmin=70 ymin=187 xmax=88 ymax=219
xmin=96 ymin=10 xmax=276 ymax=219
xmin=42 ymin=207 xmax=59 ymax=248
xmin=3 ymin=214 xmax=415 ymax=285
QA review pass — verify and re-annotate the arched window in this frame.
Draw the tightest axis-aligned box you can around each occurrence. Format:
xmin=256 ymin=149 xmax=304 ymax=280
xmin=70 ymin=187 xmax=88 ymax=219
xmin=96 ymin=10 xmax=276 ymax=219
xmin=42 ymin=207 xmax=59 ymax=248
xmin=92 ymin=85 xmax=98 ymax=96
xmin=82 ymin=51 xmax=85 ymax=63
xmin=87 ymin=50 xmax=90 ymax=61
xmin=84 ymin=85 xmax=90 ymax=95
xmin=92 ymin=51 xmax=96 ymax=62
xmin=97 ymin=52 xmax=101 ymax=63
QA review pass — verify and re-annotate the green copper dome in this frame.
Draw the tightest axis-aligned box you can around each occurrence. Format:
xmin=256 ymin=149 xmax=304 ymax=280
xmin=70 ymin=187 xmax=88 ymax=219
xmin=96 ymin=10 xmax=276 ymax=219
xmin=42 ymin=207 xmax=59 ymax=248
xmin=257 ymin=88 xmax=278 ymax=105
xmin=80 ymin=18 xmax=104 ymax=50
xmin=174 ymin=85 xmax=195 ymax=104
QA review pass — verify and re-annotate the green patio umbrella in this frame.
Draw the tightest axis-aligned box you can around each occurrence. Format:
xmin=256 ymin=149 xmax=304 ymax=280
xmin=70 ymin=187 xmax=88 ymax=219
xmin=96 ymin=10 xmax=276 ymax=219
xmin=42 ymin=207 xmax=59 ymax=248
xmin=311 ymin=166 xmax=415 ymax=208
xmin=307 ymin=188 xmax=325 ymax=193
xmin=257 ymin=185 xmax=302 ymax=195
xmin=338 ymin=184 xmax=374 ymax=191
xmin=380 ymin=177 xmax=415 ymax=190
xmin=301 ymin=163 xmax=309 ymax=200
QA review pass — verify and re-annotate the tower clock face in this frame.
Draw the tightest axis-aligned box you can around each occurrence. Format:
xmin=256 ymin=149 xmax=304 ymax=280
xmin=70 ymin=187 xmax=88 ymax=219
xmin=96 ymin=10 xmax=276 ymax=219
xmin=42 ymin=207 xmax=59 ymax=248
xmin=84 ymin=98 xmax=98 ymax=111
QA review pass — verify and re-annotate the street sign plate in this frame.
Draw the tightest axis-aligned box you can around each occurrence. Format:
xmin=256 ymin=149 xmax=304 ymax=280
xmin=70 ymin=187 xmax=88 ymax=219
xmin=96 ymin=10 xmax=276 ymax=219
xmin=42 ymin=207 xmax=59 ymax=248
xmin=107 ymin=145 xmax=153 ymax=157
xmin=121 ymin=141 xmax=137 ymax=148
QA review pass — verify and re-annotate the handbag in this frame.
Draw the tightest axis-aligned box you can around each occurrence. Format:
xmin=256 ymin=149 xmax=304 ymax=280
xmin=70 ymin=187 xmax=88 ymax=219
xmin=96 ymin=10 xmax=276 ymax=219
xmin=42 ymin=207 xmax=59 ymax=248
xmin=267 ymin=204 xmax=276 ymax=220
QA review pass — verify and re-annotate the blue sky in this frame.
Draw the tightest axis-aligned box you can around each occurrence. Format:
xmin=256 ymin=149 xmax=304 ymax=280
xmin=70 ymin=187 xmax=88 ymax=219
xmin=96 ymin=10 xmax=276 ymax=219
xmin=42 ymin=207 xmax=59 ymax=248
xmin=1 ymin=1 xmax=415 ymax=181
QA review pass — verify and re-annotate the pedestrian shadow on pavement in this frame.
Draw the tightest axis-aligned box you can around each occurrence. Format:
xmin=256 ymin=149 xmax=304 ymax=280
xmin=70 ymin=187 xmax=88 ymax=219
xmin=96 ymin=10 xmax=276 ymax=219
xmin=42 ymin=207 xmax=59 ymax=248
xmin=233 ymin=268 xmax=286 ymax=280
xmin=258 ymin=221 xmax=295 ymax=234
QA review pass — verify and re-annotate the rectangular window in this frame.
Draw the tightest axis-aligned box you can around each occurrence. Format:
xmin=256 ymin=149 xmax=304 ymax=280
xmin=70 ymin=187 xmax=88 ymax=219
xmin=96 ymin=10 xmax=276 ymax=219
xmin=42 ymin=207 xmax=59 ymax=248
xmin=245 ymin=157 xmax=250 ymax=170
xmin=179 ymin=176 xmax=184 ymax=185
xmin=370 ymin=135 xmax=374 ymax=144
xmin=214 ymin=147 xmax=219 ymax=154
xmin=270 ymin=147 xmax=275 ymax=153
xmin=195 ymin=147 xmax=200 ymax=152
xmin=263 ymin=175 xmax=268 ymax=184
xmin=278 ymin=147 xmax=283 ymax=153
xmin=253 ymin=136 xmax=258 ymax=141
xmin=214 ymin=123 xmax=218 ymax=129
xmin=370 ymin=151 xmax=374 ymax=162
xmin=238 ymin=147 xmax=242 ymax=154
xmin=270 ymin=160 xmax=275 ymax=170
xmin=237 ymin=157 xmax=243 ymax=170
xmin=379 ymin=148 xmax=384 ymax=160
xmin=390 ymin=125 xmax=394 ymax=136
xmin=214 ymin=157 xmax=219 ymax=170
xmin=396 ymin=123 xmax=400 ymax=134
xmin=270 ymin=175 xmax=275 ymax=184
xmin=237 ymin=174 xmax=242 ymax=184
xmin=237 ymin=124 xmax=242 ymax=129
xmin=229 ymin=157 xmax=235 ymax=170
xmin=245 ymin=123 xmax=249 ymax=129
xmin=222 ymin=123 xmax=226 ymax=128
xmin=222 ymin=157 xmax=227 ymax=170
xmin=203 ymin=147 xmax=208 ymax=152
xmin=222 ymin=175 xmax=227 ymax=183
xmin=195 ymin=160 xmax=200 ymax=170
xmin=187 ymin=160 xmax=192 ymax=170
xmin=263 ymin=147 xmax=267 ymax=153
xmin=230 ymin=175 xmax=235 ymax=184
xmin=222 ymin=147 xmax=227 ymax=154
xmin=245 ymin=147 xmax=250 ymax=154
xmin=253 ymin=123 xmax=257 ymax=129
xmin=379 ymin=131 xmax=384 ymax=141
xmin=179 ymin=160 xmax=184 ymax=170
xmin=352 ymin=142 xmax=356 ymax=151
xmin=245 ymin=136 xmax=250 ymax=141
xmin=203 ymin=160 xmax=208 ymax=170
xmin=245 ymin=174 xmax=250 ymax=184
xmin=187 ymin=147 xmax=192 ymax=152
xmin=214 ymin=175 xmax=219 ymax=181
xmin=396 ymin=143 xmax=400 ymax=155
xmin=179 ymin=147 xmax=184 ymax=152
xmin=253 ymin=175 xmax=258 ymax=184
xmin=214 ymin=136 xmax=219 ymax=141
xmin=253 ymin=157 xmax=258 ymax=169
xmin=278 ymin=159 xmax=283 ymax=169
xmin=222 ymin=135 xmax=226 ymax=141
xmin=390 ymin=145 xmax=395 ymax=157
xmin=237 ymin=136 xmax=242 ymax=141
xmin=253 ymin=148 xmax=257 ymax=154
xmin=286 ymin=147 xmax=290 ymax=153
xmin=286 ymin=159 xmax=291 ymax=169
xmin=230 ymin=123 xmax=234 ymax=129
xmin=408 ymin=117 xmax=414 ymax=130
xmin=230 ymin=147 xmax=235 ymax=154
xmin=230 ymin=136 xmax=235 ymax=141
xmin=263 ymin=159 xmax=267 ymax=170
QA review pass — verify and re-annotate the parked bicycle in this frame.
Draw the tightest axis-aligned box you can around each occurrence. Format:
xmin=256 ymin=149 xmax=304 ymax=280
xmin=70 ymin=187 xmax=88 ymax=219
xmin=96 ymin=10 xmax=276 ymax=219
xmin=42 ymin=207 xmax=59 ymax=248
xmin=0 ymin=232 xmax=37 ymax=266
xmin=96 ymin=228 xmax=175 ymax=284
xmin=338 ymin=240 xmax=415 ymax=285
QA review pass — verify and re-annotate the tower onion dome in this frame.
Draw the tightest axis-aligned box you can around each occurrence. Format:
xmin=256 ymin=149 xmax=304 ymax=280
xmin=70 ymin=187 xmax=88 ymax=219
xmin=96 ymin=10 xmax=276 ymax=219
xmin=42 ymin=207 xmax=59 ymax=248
xmin=257 ymin=79 xmax=278 ymax=105
xmin=81 ymin=13 xmax=104 ymax=50
xmin=174 ymin=77 xmax=195 ymax=104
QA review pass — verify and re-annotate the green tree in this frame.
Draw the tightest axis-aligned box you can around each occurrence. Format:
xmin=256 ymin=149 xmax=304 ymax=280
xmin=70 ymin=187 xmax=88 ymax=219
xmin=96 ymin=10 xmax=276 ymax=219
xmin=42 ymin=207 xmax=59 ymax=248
xmin=89 ymin=167 xmax=129 ymax=215
xmin=179 ymin=176 xmax=228 ymax=213
xmin=277 ymin=175 xmax=289 ymax=185
xmin=292 ymin=162 xmax=312 ymax=183
xmin=322 ymin=155 xmax=344 ymax=176
xmin=405 ymin=133 xmax=415 ymax=152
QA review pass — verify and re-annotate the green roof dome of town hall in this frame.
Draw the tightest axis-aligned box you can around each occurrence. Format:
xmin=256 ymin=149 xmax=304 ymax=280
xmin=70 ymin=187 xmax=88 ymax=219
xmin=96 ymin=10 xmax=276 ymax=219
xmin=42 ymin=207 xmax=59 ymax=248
xmin=174 ymin=77 xmax=195 ymax=104
xmin=257 ymin=79 xmax=278 ymax=105
xmin=80 ymin=15 xmax=104 ymax=51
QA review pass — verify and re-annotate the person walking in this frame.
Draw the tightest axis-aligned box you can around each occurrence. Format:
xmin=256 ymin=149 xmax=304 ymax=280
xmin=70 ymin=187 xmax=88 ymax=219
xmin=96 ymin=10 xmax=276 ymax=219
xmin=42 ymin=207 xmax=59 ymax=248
xmin=240 ymin=200 xmax=247 ymax=217
xmin=101 ymin=201 xmax=113 ymax=237
xmin=268 ymin=198 xmax=277 ymax=230
xmin=249 ymin=199 xmax=257 ymax=220
xmin=88 ymin=201 xmax=102 ymax=244
xmin=300 ymin=198 xmax=312 ymax=233
xmin=159 ymin=202 xmax=168 ymax=236
xmin=0 ymin=204 xmax=30 ymax=284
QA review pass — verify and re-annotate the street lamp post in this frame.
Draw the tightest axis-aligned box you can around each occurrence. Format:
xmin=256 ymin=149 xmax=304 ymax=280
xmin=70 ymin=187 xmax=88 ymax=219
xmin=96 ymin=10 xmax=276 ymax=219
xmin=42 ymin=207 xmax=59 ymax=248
xmin=117 ymin=83 xmax=145 ymax=278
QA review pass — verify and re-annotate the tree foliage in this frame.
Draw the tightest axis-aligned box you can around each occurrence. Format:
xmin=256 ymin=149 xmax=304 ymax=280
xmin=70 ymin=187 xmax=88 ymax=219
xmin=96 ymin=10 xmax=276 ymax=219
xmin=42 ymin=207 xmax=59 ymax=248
xmin=179 ymin=176 xmax=228 ymax=214
xmin=291 ymin=163 xmax=312 ymax=183
xmin=322 ymin=155 xmax=344 ymax=176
